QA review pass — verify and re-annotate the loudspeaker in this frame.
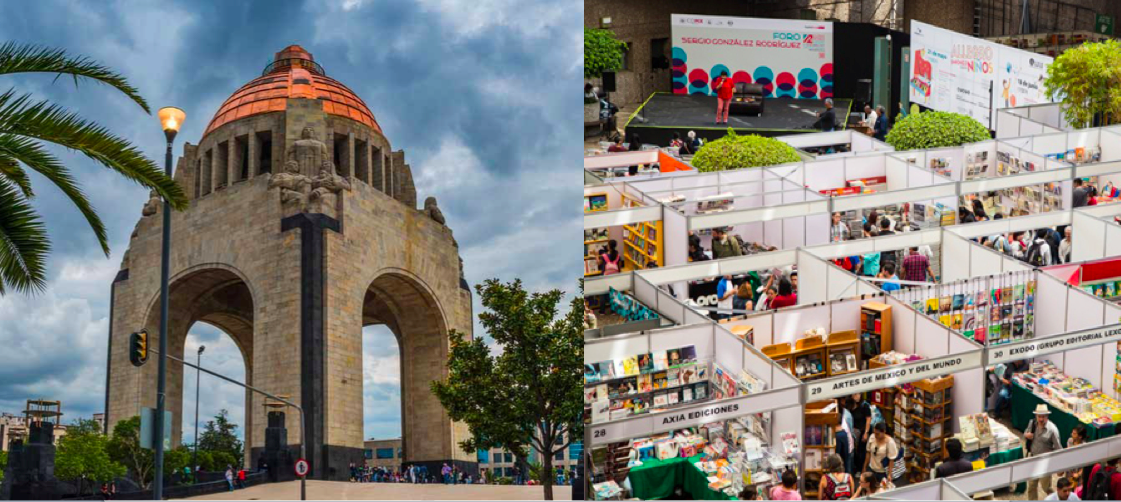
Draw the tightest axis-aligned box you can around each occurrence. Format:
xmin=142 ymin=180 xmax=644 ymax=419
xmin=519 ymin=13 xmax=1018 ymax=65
xmin=856 ymin=79 xmax=872 ymax=106
xmin=602 ymin=71 xmax=617 ymax=92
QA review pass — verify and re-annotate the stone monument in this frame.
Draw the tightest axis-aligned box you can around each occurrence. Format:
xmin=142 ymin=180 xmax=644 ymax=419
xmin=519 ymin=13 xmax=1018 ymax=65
xmin=104 ymin=45 xmax=475 ymax=481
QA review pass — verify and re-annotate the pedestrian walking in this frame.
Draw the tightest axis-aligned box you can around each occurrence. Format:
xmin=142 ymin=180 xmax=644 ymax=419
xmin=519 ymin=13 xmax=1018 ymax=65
xmin=224 ymin=465 xmax=235 ymax=491
xmin=1026 ymin=404 xmax=1063 ymax=499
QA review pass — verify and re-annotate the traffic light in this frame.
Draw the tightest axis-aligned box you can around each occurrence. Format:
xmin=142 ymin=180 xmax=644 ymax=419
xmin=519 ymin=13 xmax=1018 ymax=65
xmin=130 ymin=330 xmax=149 ymax=367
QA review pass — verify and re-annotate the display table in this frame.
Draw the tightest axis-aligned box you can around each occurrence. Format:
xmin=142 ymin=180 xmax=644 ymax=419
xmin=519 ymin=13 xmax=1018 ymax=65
xmin=985 ymin=446 xmax=1025 ymax=494
xmin=627 ymin=454 xmax=735 ymax=500
xmin=1010 ymin=384 xmax=1116 ymax=446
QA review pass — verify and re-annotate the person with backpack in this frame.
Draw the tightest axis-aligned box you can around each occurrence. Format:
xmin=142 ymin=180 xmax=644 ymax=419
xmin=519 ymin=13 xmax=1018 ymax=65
xmin=819 ymin=454 xmax=854 ymax=500
xmin=1084 ymin=458 xmax=1121 ymax=500
xmin=1026 ymin=405 xmax=1063 ymax=499
xmin=1024 ymin=228 xmax=1055 ymax=266
xmin=862 ymin=422 xmax=898 ymax=485
xmin=710 ymin=227 xmax=742 ymax=259
xmin=598 ymin=240 xmax=623 ymax=275
xmin=848 ymin=395 xmax=873 ymax=477
xmin=935 ymin=438 xmax=974 ymax=478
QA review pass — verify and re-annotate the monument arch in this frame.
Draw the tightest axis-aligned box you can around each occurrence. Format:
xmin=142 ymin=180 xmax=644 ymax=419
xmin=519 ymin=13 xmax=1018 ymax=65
xmin=105 ymin=45 xmax=475 ymax=480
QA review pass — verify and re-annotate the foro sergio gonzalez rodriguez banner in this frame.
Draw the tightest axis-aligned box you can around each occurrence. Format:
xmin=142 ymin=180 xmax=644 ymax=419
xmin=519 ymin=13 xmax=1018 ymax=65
xmin=671 ymin=15 xmax=834 ymax=99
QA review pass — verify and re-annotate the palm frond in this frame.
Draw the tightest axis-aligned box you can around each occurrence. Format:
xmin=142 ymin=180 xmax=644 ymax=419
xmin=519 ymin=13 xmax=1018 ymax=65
xmin=0 ymin=41 xmax=149 ymax=113
xmin=0 ymin=133 xmax=108 ymax=256
xmin=0 ymin=150 xmax=34 ymax=198
xmin=0 ymin=90 xmax=187 ymax=210
xmin=0 ymin=176 xmax=49 ymax=295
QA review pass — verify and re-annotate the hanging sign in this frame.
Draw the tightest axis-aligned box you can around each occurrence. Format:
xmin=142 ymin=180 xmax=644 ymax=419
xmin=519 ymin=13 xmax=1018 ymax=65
xmin=588 ymin=386 xmax=801 ymax=446
xmin=805 ymin=350 xmax=983 ymax=401
xmin=987 ymin=323 xmax=1121 ymax=365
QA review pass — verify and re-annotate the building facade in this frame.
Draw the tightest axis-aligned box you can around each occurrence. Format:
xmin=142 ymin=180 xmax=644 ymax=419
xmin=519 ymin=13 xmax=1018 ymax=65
xmin=363 ymin=438 xmax=403 ymax=472
xmin=477 ymin=435 xmax=583 ymax=481
xmin=585 ymin=0 xmax=1119 ymax=106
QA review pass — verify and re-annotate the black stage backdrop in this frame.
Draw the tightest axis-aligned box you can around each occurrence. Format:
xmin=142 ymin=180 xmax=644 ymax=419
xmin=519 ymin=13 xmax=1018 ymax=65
xmin=832 ymin=23 xmax=910 ymax=123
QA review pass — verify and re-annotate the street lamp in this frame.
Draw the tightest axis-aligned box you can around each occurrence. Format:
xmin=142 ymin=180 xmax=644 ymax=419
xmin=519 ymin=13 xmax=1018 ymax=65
xmin=192 ymin=344 xmax=205 ymax=481
xmin=153 ymin=106 xmax=185 ymax=500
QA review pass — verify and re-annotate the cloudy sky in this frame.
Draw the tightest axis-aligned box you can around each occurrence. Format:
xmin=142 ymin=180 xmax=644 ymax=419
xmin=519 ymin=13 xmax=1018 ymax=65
xmin=0 ymin=0 xmax=581 ymax=444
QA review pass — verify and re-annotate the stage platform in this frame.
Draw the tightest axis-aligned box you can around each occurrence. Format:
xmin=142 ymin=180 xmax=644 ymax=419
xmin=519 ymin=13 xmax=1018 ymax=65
xmin=625 ymin=93 xmax=853 ymax=145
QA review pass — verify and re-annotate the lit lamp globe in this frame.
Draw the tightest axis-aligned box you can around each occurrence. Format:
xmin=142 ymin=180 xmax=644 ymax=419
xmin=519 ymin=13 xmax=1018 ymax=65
xmin=158 ymin=106 xmax=186 ymax=142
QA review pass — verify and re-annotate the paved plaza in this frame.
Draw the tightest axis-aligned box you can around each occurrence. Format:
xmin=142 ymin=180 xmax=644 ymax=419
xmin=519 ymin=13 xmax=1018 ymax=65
xmin=180 ymin=480 xmax=572 ymax=500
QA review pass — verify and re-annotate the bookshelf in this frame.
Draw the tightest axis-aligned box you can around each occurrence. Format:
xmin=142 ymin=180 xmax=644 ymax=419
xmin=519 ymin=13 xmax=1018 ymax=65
xmin=825 ymin=331 xmax=861 ymax=377
xmin=905 ymin=375 xmax=954 ymax=482
xmin=792 ymin=335 xmax=827 ymax=381
xmin=803 ymin=400 xmax=840 ymax=498
xmin=729 ymin=324 xmax=755 ymax=345
xmin=585 ymin=192 xmax=608 ymax=213
xmin=860 ymin=303 xmax=893 ymax=363
xmin=621 ymin=193 xmax=663 ymax=270
xmin=762 ymin=342 xmax=793 ymax=375
xmin=584 ymin=227 xmax=609 ymax=278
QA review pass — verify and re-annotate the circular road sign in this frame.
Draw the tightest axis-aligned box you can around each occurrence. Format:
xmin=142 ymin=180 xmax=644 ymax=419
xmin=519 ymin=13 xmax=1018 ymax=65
xmin=294 ymin=458 xmax=310 ymax=477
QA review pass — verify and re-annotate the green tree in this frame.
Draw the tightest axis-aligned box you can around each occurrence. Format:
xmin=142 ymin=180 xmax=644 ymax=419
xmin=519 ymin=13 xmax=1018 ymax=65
xmin=165 ymin=447 xmax=192 ymax=485
xmin=691 ymin=129 xmax=802 ymax=172
xmin=197 ymin=409 xmax=243 ymax=468
xmin=432 ymin=279 xmax=582 ymax=501
xmin=0 ymin=42 xmax=188 ymax=295
xmin=55 ymin=419 xmax=126 ymax=496
xmin=0 ymin=450 xmax=7 ymax=482
xmin=107 ymin=416 xmax=154 ymax=489
xmin=584 ymin=28 xmax=627 ymax=79
xmin=1044 ymin=39 xmax=1121 ymax=128
xmin=885 ymin=110 xmax=991 ymax=150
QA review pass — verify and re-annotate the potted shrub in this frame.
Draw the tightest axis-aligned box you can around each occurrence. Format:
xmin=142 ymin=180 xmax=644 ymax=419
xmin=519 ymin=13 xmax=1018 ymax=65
xmin=691 ymin=130 xmax=802 ymax=172
xmin=884 ymin=110 xmax=990 ymax=150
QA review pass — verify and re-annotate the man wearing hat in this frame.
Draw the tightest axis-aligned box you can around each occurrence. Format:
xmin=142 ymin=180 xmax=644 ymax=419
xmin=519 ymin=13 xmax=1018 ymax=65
xmin=1025 ymin=404 xmax=1063 ymax=499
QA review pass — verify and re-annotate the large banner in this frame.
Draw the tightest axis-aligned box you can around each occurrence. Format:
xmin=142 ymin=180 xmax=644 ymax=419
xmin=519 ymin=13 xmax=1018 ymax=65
xmin=909 ymin=20 xmax=1053 ymax=129
xmin=671 ymin=15 xmax=834 ymax=99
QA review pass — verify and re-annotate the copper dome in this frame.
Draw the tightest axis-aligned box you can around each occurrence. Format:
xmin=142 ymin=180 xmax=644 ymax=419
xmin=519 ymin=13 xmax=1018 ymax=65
xmin=202 ymin=45 xmax=382 ymax=138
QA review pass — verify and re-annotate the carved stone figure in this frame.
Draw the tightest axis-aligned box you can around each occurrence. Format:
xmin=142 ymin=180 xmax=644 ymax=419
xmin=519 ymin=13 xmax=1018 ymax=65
xmin=141 ymin=189 xmax=160 ymax=216
xmin=287 ymin=126 xmax=330 ymax=178
xmin=309 ymin=159 xmax=352 ymax=208
xmin=424 ymin=196 xmax=445 ymax=225
xmin=268 ymin=159 xmax=312 ymax=208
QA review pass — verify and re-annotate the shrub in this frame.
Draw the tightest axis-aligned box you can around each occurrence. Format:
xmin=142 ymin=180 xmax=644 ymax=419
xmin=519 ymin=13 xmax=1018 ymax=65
xmin=885 ymin=110 xmax=990 ymax=150
xmin=691 ymin=129 xmax=802 ymax=172
xmin=584 ymin=28 xmax=627 ymax=79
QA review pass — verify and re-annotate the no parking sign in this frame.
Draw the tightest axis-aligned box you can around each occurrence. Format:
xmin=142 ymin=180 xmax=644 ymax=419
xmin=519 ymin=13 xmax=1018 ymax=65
xmin=294 ymin=459 xmax=310 ymax=477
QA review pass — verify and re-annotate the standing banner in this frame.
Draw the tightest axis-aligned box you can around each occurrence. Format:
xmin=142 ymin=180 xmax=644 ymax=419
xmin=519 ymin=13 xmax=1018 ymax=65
xmin=671 ymin=15 xmax=834 ymax=99
xmin=909 ymin=20 xmax=1053 ymax=129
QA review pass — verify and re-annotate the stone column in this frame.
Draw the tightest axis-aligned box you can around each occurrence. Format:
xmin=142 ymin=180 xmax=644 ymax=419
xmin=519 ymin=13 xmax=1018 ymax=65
xmin=229 ymin=137 xmax=238 ymax=184
xmin=248 ymin=131 xmax=259 ymax=179
xmin=346 ymin=132 xmax=355 ymax=178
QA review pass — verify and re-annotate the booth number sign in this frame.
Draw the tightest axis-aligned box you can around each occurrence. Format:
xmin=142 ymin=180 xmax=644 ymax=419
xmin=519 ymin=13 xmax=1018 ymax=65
xmin=988 ymin=324 xmax=1121 ymax=365
xmin=805 ymin=351 xmax=982 ymax=401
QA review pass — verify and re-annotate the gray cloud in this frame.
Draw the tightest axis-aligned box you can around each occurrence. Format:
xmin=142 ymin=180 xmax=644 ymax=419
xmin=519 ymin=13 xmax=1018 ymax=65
xmin=0 ymin=0 xmax=581 ymax=440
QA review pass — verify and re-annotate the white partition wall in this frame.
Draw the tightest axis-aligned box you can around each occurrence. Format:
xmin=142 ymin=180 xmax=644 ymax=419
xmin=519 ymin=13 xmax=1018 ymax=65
xmin=1071 ymin=204 xmax=1121 ymax=262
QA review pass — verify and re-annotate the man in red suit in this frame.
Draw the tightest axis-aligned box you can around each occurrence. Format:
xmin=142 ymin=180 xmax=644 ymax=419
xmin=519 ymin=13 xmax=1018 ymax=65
xmin=714 ymin=71 xmax=734 ymax=125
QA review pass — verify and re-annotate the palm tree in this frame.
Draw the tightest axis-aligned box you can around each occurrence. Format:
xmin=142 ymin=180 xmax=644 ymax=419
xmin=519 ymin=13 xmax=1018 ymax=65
xmin=0 ymin=42 xmax=187 ymax=295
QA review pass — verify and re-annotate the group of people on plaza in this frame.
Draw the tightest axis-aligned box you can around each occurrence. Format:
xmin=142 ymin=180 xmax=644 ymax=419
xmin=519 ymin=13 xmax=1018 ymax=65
xmin=346 ymin=462 xmax=575 ymax=486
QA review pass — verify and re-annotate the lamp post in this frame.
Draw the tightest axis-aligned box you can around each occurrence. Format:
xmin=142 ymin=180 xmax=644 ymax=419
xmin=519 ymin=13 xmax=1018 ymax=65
xmin=192 ymin=344 xmax=205 ymax=481
xmin=153 ymin=106 xmax=185 ymax=500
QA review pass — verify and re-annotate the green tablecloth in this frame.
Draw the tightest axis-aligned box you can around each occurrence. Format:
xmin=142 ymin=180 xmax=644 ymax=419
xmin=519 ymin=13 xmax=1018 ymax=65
xmin=985 ymin=446 xmax=1026 ymax=494
xmin=1010 ymin=384 xmax=1116 ymax=447
xmin=628 ymin=454 xmax=735 ymax=500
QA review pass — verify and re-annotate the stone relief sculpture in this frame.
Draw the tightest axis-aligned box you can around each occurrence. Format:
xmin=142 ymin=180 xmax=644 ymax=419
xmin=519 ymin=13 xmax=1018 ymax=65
xmin=141 ymin=189 xmax=160 ymax=216
xmin=268 ymin=127 xmax=351 ymax=213
xmin=424 ymin=196 xmax=445 ymax=225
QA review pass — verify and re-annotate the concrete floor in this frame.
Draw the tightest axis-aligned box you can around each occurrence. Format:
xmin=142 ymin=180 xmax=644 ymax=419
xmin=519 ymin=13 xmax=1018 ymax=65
xmin=179 ymin=480 xmax=573 ymax=500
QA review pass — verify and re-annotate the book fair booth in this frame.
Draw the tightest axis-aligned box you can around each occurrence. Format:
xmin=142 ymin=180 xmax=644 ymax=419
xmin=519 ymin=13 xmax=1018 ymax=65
xmin=775 ymin=130 xmax=894 ymax=158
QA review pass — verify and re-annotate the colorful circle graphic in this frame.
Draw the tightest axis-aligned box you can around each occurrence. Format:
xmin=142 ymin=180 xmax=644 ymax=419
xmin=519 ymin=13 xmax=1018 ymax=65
xmin=774 ymin=71 xmax=796 ymax=98
xmin=819 ymin=63 xmax=834 ymax=98
xmin=688 ymin=68 xmax=710 ymax=95
xmin=797 ymin=68 xmax=819 ymax=99
xmin=732 ymin=70 xmax=753 ymax=86
xmin=753 ymin=66 xmax=774 ymax=97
